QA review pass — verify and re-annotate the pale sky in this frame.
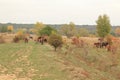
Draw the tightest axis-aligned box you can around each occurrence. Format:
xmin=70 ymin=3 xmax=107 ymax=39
xmin=0 ymin=0 xmax=120 ymax=25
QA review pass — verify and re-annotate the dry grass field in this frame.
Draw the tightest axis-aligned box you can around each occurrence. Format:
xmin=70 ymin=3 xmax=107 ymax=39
xmin=0 ymin=33 xmax=120 ymax=80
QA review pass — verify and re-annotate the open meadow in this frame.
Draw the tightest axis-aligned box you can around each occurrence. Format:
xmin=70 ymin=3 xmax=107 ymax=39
xmin=0 ymin=0 xmax=120 ymax=80
xmin=0 ymin=36 xmax=120 ymax=80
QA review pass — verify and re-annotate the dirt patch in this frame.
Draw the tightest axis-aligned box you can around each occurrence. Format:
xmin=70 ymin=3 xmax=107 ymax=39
xmin=0 ymin=74 xmax=32 ymax=80
xmin=62 ymin=65 xmax=90 ymax=79
xmin=39 ymin=73 xmax=50 ymax=78
xmin=0 ymin=74 xmax=16 ymax=80
xmin=27 ymin=68 xmax=37 ymax=78
xmin=57 ymin=59 xmax=90 ymax=79
xmin=0 ymin=64 xmax=7 ymax=73
xmin=16 ymin=77 xmax=31 ymax=80
xmin=14 ymin=68 xmax=23 ymax=76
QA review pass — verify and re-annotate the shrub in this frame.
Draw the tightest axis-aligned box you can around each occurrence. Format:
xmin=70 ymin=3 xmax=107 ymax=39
xmin=105 ymin=34 xmax=113 ymax=45
xmin=13 ymin=36 xmax=20 ymax=43
xmin=16 ymin=29 xmax=26 ymax=40
xmin=48 ymin=33 xmax=63 ymax=51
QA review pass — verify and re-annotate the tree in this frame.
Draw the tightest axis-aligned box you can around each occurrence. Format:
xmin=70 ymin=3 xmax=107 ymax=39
xmin=39 ymin=25 xmax=57 ymax=36
xmin=48 ymin=33 xmax=63 ymax=51
xmin=96 ymin=14 xmax=111 ymax=38
xmin=0 ymin=26 xmax=7 ymax=33
xmin=34 ymin=22 xmax=45 ymax=35
xmin=77 ymin=28 xmax=89 ymax=37
xmin=59 ymin=22 xmax=76 ymax=37
xmin=7 ymin=25 xmax=14 ymax=32
xmin=115 ymin=27 xmax=120 ymax=36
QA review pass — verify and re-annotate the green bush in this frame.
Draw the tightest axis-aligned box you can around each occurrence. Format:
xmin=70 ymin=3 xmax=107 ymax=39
xmin=39 ymin=25 xmax=57 ymax=36
xmin=48 ymin=33 xmax=63 ymax=51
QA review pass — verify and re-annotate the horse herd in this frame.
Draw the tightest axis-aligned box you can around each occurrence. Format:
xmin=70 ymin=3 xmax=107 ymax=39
xmin=71 ymin=37 xmax=119 ymax=52
xmin=23 ymin=35 xmax=48 ymax=45
xmin=23 ymin=35 xmax=118 ymax=53
xmin=94 ymin=37 xmax=120 ymax=53
xmin=94 ymin=42 xmax=109 ymax=48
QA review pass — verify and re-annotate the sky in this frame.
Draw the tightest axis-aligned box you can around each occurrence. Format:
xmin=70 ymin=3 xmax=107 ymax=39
xmin=0 ymin=0 xmax=120 ymax=25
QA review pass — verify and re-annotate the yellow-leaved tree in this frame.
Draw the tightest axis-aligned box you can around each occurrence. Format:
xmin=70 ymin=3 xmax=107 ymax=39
xmin=16 ymin=29 xmax=25 ymax=39
xmin=59 ymin=22 xmax=76 ymax=38
xmin=7 ymin=25 xmax=14 ymax=32
xmin=34 ymin=22 xmax=45 ymax=35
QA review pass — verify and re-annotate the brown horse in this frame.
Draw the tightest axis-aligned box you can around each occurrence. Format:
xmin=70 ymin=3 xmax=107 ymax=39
xmin=24 ymin=38 xmax=28 ymax=43
xmin=36 ymin=36 xmax=48 ymax=45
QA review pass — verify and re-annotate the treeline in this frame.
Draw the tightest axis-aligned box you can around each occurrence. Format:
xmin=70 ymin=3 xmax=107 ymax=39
xmin=0 ymin=23 xmax=119 ymax=32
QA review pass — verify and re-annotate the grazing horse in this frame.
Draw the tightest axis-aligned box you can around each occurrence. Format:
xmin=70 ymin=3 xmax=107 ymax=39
xmin=101 ymin=42 xmax=109 ymax=48
xmin=24 ymin=38 xmax=28 ymax=43
xmin=94 ymin=42 xmax=109 ymax=48
xmin=29 ymin=36 xmax=33 ymax=40
xmin=94 ymin=42 xmax=101 ymax=48
xmin=37 ymin=36 xmax=47 ymax=45
xmin=37 ymin=37 xmax=43 ymax=44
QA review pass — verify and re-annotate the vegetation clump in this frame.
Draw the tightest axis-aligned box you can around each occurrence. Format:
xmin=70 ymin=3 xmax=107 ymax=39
xmin=13 ymin=36 xmax=20 ymax=43
xmin=39 ymin=25 xmax=57 ymax=36
xmin=0 ymin=35 xmax=5 ymax=43
xmin=96 ymin=14 xmax=111 ymax=40
xmin=48 ymin=33 xmax=63 ymax=51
